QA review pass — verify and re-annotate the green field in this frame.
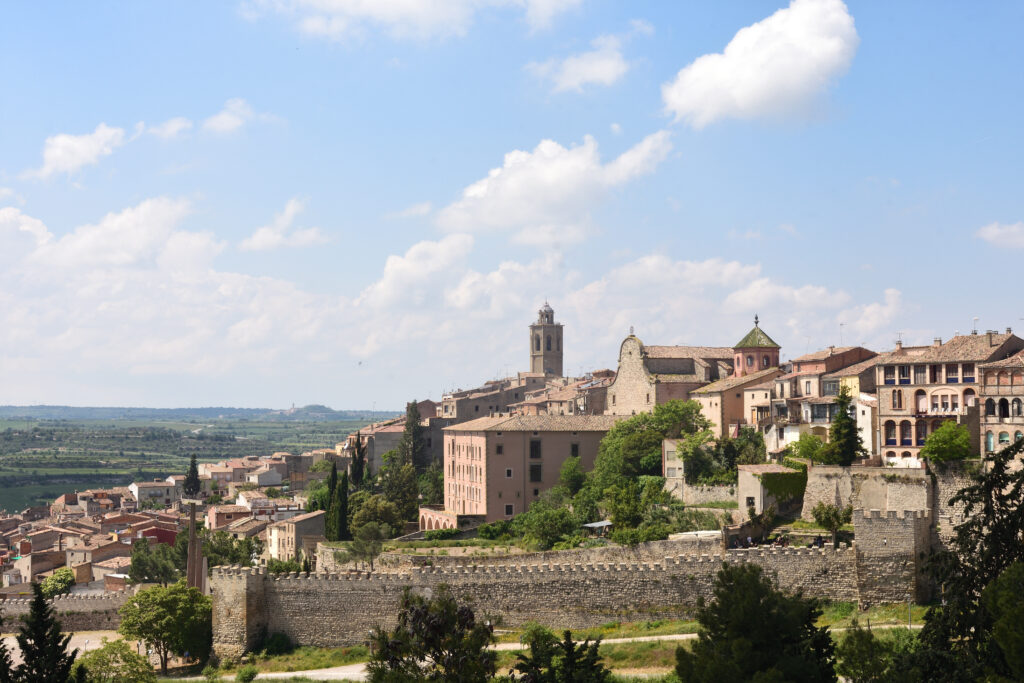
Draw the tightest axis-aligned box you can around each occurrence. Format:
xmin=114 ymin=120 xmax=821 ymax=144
xmin=0 ymin=413 xmax=382 ymax=512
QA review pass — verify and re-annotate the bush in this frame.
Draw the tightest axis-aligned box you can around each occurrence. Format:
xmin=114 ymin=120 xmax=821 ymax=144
xmin=40 ymin=567 xmax=75 ymax=598
xmin=424 ymin=528 xmax=461 ymax=541
xmin=201 ymin=664 xmax=222 ymax=683
xmin=235 ymin=664 xmax=259 ymax=682
xmin=477 ymin=520 xmax=513 ymax=540
xmin=261 ymin=631 xmax=294 ymax=656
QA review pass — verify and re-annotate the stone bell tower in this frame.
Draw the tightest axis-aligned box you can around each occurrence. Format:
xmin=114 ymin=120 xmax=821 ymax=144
xmin=529 ymin=302 xmax=563 ymax=376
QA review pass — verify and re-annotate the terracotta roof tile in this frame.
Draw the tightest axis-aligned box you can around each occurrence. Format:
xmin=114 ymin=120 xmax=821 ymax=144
xmin=644 ymin=345 xmax=733 ymax=360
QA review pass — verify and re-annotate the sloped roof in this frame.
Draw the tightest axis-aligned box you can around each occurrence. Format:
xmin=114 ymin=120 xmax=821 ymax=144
xmin=692 ymin=366 xmax=782 ymax=395
xmin=885 ymin=333 xmax=1019 ymax=364
xmin=644 ymin=345 xmax=733 ymax=359
xmin=822 ymin=355 xmax=882 ymax=379
xmin=734 ymin=323 xmax=780 ymax=349
xmin=978 ymin=348 xmax=1024 ymax=369
xmin=791 ymin=346 xmax=858 ymax=362
xmin=446 ymin=414 xmax=622 ymax=433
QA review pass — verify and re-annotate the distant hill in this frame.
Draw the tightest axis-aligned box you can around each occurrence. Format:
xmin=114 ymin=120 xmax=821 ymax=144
xmin=0 ymin=405 xmax=399 ymax=422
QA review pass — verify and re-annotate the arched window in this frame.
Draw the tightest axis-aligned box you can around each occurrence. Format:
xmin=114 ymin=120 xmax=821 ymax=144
xmin=986 ymin=372 xmax=997 ymax=385
xmin=999 ymin=371 xmax=1010 ymax=386
xmin=999 ymin=398 xmax=1010 ymax=418
xmin=963 ymin=388 xmax=976 ymax=407
xmin=746 ymin=355 xmax=754 ymax=367
xmin=914 ymin=389 xmax=927 ymax=412
xmin=1014 ymin=371 xmax=1024 ymax=385
xmin=885 ymin=451 xmax=896 ymax=459
xmin=999 ymin=431 xmax=1010 ymax=445
xmin=545 ymin=335 xmax=552 ymax=351
xmin=901 ymin=451 xmax=912 ymax=458
xmin=915 ymin=421 xmax=927 ymax=446
xmin=884 ymin=420 xmax=896 ymax=445
xmin=986 ymin=398 xmax=996 ymax=416
xmin=893 ymin=390 xmax=903 ymax=410
xmin=534 ymin=335 xmax=541 ymax=351
xmin=900 ymin=420 xmax=912 ymax=446
xmin=986 ymin=431 xmax=995 ymax=452
xmin=1016 ymin=431 xmax=1023 ymax=442
xmin=763 ymin=355 xmax=770 ymax=368
xmin=1015 ymin=399 xmax=1023 ymax=416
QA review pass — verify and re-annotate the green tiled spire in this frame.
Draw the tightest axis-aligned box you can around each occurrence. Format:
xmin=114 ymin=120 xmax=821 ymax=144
xmin=734 ymin=315 xmax=780 ymax=349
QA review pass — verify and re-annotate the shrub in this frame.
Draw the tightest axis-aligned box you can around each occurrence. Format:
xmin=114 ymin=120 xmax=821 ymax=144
xmin=424 ymin=528 xmax=461 ymax=541
xmin=261 ymin=631 xmax=294 ymax=656
xmin=235 ymin=664 xmax=259 ymax=682
xmin=477 ymin=520 xmax=513 ymax=540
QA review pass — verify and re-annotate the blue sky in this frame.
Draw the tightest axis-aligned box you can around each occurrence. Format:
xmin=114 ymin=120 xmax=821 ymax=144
xmin=1 ymin=0 xmax=1023 ymax=409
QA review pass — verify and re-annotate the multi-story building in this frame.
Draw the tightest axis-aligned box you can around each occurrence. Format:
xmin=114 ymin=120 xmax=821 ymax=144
xmin=876 ymin=331 xmax=1024 ymax=467
xmin=978 ymin=348 xmax=1024 ymax=454
xmin=693 ymin=366 xmax=784 ymax=438
xmin=418 ymin=414 xmax=620 ymax=529
xmin=267 ymin=510 xmax=324 ymax=562
xmin=128 ymin=481 xmax=179 ymax=508
xmin=766 ymin=346 xmax=876 ymax=452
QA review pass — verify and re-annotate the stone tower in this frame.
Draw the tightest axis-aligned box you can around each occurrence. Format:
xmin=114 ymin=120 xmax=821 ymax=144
xmin=732 ymin=314 xmax=781 ymax=377
xmin=529 ymin=302 xmax=563 ymax=376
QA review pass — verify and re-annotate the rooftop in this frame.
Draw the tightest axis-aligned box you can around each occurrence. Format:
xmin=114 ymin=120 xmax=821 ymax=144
xmin=644 ymin=344 xmax=733 ymax=360
xmin=446 ymin=414 xmax=623 ymax=433
xmin=884 ymin=332 xmax=1019 ymax=364
xmin=734 ymin=318 xmax=781 ymax=349
xmin=692 ymin=366 xmax=781 ymax=395
xmin=791 ymin=346 xmax=858 ymax=362
xmin=822 ymin=355 xmax=882 ymax=379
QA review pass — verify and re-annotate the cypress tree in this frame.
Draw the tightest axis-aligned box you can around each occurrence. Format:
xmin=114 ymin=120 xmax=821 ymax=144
xmin=326 ymin=461 xmax=338 ymax=513
xmin=350 ymin=432 xmax=366 ymax=488
xmin=397 ymin=400 xmax=426 ymax=470
xmin=183 ymin=453 xmax=200 ymax=497
xmin=16 ymin=583 xmax=77 ymax=683
xmin=824 ymin=386 xmax=866 ymax=466
xmin=336 ymin=472 xmax=350 ymax=541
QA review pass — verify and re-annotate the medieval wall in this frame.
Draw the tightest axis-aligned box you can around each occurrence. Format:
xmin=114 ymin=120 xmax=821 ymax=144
xmin=213 ymin=543 xmax=867 ymax=659
xmin=0 ymin=593 xmax=128 ymax=632
xmin=852 ymin=509 xmax=932 ymax=605
xmin=800 ymin=465 xmax=930 ymax=520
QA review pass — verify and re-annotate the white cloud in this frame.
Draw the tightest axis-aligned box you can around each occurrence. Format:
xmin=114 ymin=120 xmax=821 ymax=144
xmin=203 ymin=98 xmax=255 ymax=133
xmin=149 ymin=117 xmax=194 ymax=139
xmin=244 ymin=0 xmax=582 ymax=40
xmin=357 ymin=233 xmax=474 ymax=308
xmin=661 ymin=0 xmax=858 ymax=128
xmin=725 ymin=277 xmax=850 ymax=311
xmin=436 ymin=130 xmax=671 ymax=246
xmin=977 ymin=221 xmax=1024 ymax=248
xmin=528 ymin=34 xmax=628 ymax=93
xmin=388 ymin=201 xmax=433 ymax=219
xmin=24 ymin=123 xmax=126 ymax=178
xmin=240 ymin=198 xmax=329 ymax=251
xmin=839 ymin=288 xmax=902 ymax=340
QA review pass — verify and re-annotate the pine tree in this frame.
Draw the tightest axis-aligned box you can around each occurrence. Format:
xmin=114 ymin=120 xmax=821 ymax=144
xmin=183 ymin=453 xmax=200 ymax=498
xmin=16 ymin=583 xmax=77 ymax=683
xmin=350 ymin=433 xmax=366 ymax=488
xmin=821 ymin=386 xmax=866 ymax=466
xmin=396 ymin=400 xmax=426 ymax=470
xmin=326 ymin=462 xmax=338 ymax=513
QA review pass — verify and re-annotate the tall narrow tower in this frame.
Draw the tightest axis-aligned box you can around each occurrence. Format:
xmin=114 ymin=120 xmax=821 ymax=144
xmin=529 ymin=302 xmax=563 ymax=376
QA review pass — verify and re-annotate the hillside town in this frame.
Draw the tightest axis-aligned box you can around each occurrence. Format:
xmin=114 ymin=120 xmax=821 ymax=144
xmin=3 ymin=303 xmax=1021 ymax=592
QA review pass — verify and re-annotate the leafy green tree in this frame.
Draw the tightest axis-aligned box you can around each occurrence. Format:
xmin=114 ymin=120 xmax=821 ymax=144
xmin=183 ymin=453 xmax=201 ymax=498
xmin=39 ymin=567 xmax=74 ymax=598
xmin=558 ymin=456 xmax=586 ymax=496
xmin=118 ymin=580 xmax=212 ymax=674
xmin=350 ymin=432 xmax=366 ymax=488
xmin=71 ymin=637 xmax=156 ymax=683
xmin=675 ymin=562 xmax=835 ymax=683
xmin=305 ymin=479 xmax=330 ymax=512
xmin=811 ymin=502 xmax=853 ymax=548
xmin=15 ymin=583 xmax=77 ymax=683
xmin=983 ymin=561 xmax=1024 ymax=680
xmin=834 ymin=619 xmax=895 ymax=683
xmin=606 ymin=480 xmax=643 ymax=529
xmin=914 ymin=438 xmax=1024 ymax=680
xmin=512 ymin=502 xmax=578 ymax=550
xmin=920 ymin=420 xmax=972 ymax=464
xmin=350 ymin=494 xmax=401 ymax=537
xmin=794 ymin=432 xmax=825 ymax=463
xmin=129 ymin=540 xmax=179 ymax=586
xmin=379 ymin=455 xmax=418 ymax=521
xmin=326 ymin=472 xmax=350 ymax=542
xmin=512 ymin=627 xmax=610 ymax=682
xmin=815 ymin=386 xmax=866 ymax=466
xmin=266 ymin=558 xmax=302 ymax=574
xmin=396 ymin=400 xmax=427 ymax=470
xmin=338 ymin=522 xmax=388 ymax=570
xmin=417 ymin=462 xmax=444 ymax=506
xmin=367 ymin=585 xmax=495 ymax=682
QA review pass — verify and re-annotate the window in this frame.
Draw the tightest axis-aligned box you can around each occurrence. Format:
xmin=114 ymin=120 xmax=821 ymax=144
xmin=546 ymin=335 xmax=552 ymax=351
xmin=746 ymin=497 xmax=755 ymax=508
xmin=822 ymin=380 xmax=839 ymax=396
xmin=746 ymin=355 xmax=754 ymax=367
xmin=534 ymin=335 xmax=540 ymax=351
xmin=883 ymin=367 xmax=896 ymax=385
xmin=963 ymin=363 xmax=975 ymax=382
xmin=529 ymin=440 xmax=542 ymax=459
xmin=986 ymin=431 xmax=995 ymax=452
xmin=529 ymin=464 xmax=542 ymax=482
xmin=505 ymin=504 xmax=514 ymax=516
xmin=892 ymin=390 xmax=903 ymax=410
xmin=900 ymin=420 xmax=912 ymax=446
xmin=496 ymin=444 xmax=503 ymax=455
xmin=804 ymin=380 xmax=811 ymax=395
xmin=505 ymin=468 xmax=512 ymax=478
xmin=946 ymin=364 xmax=959 ymax=383
xmin=666 ymin=467 xmax=677 ymax=477
xmin=763 ymin=355 xmax=771 ymax=368
xmin=999 ymin=432 xmax=1010 ymax=445
xmin=1017 ymin=432 xmax=1023 ymax=442
xmin=913 ymin=365 xmax=927 ymax=384
xmin=898 ymin=365 xmax=911 ymax=384
xmin=646 ymin=393 xmax=650 ymax=404
xmin=570 ymin=443 xmax=579 ymax=458
xmin=475 ymin=405 xmax=479 ymax=412
xmin=612 ymin=394 xmax=616 ymax=405
xmin=533 ymin=489 xmax=539 ymax=496
xmin=884 ymin=421 xmax=896 ymax=445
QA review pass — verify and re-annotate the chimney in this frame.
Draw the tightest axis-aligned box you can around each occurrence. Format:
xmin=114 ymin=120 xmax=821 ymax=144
xmin=827 ymin=345 xmax=835 ymax=357
xmin=1007 ymin=327 xmax=1013 ymax=334
xmin=933 ymin=338 xmax=942 ymax=347
xmin=895 ymin=340 xmax=903 ymax=352
xmin=987 ymin=331 xmax=994 ymax=346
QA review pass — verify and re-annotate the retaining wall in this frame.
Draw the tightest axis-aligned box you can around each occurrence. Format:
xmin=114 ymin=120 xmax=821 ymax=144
xmin=0 ymin=593 xmax=128 ymax=632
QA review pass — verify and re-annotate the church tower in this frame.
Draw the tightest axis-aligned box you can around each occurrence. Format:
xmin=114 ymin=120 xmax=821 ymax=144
xmin=732 ymin=314 xmax=781 ymax=377
xmin=529 ymin=302 xmax=563 ymax=376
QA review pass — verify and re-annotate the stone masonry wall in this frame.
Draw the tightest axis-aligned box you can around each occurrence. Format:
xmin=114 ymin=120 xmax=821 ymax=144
xmin=801 ymin=465 xmax=930 ymax=520
xmin=0 ymin=593 xmax=128 ymax=632
xmin=212 ymin=544 xmax=862 ymax=659
xmin=852 ymin=509 xmax=931 ymax=605
xmin=681 ymin=483 xmax=735 ymax=506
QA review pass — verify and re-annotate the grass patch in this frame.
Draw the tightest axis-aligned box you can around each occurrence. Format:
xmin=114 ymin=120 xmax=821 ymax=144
xmin=495 ymin=641 xmax=684 ymax=676
xmin=238 ymin=645 xmax=369 ymax=672
xmin=816 ymin=601 xmax=930 ymax=629
xmin=693 ymin=500 xmax=738 ymax=509
xmin=789 ymin=519 xmax=854 ymax=533
xmin=497 ymin=618 xmax=699 ymax=644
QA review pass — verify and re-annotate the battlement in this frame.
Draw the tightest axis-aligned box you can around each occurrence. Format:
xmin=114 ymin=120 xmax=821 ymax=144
xmin=858 ymin=508 xmax=930 ymax=520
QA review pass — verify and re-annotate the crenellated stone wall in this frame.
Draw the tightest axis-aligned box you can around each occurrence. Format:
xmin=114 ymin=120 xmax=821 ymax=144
xmin=800 ymin=465 xmax=931 ymax=520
